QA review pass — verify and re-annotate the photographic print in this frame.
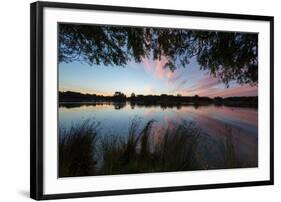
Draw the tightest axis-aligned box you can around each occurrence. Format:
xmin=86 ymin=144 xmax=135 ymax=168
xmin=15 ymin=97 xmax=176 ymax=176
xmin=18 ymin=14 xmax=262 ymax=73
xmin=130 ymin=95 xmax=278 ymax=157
xmin=58 ymin=23 xmax=259 ymax=177
xmin=31 ymin=2 xmax=273 ymax=199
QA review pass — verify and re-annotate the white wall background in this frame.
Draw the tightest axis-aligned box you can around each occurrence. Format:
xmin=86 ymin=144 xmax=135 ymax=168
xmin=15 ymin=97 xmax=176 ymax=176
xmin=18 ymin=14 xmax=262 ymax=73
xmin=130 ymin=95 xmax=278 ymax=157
xmin=0 ymin=0 xmax=279 ymax=201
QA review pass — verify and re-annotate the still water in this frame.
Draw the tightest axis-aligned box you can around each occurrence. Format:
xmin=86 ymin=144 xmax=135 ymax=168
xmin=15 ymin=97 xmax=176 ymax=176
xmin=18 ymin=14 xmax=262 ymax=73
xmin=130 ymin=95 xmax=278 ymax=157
xmin=59 ymin=102 xmax=258 ymax=168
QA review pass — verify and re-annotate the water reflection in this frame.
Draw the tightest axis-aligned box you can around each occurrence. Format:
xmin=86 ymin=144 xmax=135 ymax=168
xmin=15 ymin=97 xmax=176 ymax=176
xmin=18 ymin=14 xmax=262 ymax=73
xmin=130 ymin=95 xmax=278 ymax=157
xmin=59 ymin=102 xmax=258 ymax=176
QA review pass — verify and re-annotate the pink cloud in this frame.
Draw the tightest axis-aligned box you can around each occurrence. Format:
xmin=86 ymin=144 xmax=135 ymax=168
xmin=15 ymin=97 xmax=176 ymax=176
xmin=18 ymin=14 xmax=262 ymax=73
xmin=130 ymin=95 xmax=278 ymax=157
xmin=169 ymin=79 xmax=188 ymax=93
xmin=142 ymin=57 xmax=188 ymax=94
xmin=142 ymin=58 xmax=257 ymax=98
xmin=167 ymin=72 xmax=183 ymax=83
xmin=177 ymin=74 xmax=257 ymax=98
xmin=155 ymin=58 xmax=168 ymax=79
xmin=189 ymin=76 xmax=220 ymax=91
xmin=176 ymin=76 xmax=220 ymax=96
xmin=167 ymin=71 xmax=175 ymax=82
xmin=179 ymin=79 xmax=188 ymax=86
xmin=142 ymin=57 xmax=192 ymax=96
xmin=142 ymin=58 xmax=154 ymax=73
xmin=142 ymin=57 xmax=182 ymax=83
xmin=205 ymin=85 xmax=258 ymax=98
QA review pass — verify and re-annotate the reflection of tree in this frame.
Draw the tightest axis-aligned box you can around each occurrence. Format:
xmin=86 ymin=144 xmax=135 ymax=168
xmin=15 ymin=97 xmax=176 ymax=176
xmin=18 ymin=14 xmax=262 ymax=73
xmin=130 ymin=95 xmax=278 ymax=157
xmin=113 ymin=102 xmax=126 ymax=110
xmin=130 ymin=102 xmax=136 ymax=110
xmin=59 ymin=24 xmax=258 ymax=85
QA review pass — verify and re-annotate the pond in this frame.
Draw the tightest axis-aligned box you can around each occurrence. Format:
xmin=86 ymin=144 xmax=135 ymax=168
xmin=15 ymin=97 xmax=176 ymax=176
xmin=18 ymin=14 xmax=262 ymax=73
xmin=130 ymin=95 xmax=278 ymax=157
xmin=59 ymin=102 xmax=258 ymax=173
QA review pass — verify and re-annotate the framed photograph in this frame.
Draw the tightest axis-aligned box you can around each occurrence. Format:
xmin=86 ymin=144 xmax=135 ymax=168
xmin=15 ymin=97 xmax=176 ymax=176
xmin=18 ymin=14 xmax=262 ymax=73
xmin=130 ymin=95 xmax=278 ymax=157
xmin=30 ymin=1 xmax=274 ymax=200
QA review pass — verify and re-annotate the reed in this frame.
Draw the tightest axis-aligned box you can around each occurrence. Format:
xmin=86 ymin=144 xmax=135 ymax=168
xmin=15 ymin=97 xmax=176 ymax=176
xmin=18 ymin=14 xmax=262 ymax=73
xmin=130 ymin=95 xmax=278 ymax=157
xmin=59 ymin=119 xmax=242 ymax=177
xmin=59 ymin=120 xmax=100 ymax=177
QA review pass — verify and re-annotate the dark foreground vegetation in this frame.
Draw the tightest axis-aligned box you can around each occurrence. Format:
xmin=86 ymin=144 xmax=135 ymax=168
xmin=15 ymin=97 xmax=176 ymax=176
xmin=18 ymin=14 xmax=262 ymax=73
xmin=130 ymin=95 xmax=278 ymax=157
xmin=59 ymin=91 xmax=258 ymax=108
xmin=59 ymin=119 xmax=257 ymax=177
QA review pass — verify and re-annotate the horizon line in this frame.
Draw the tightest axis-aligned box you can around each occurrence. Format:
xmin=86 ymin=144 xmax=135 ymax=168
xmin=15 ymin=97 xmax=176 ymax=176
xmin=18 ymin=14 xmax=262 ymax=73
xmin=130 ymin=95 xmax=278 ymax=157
xmin=59 ymin=90 xmax=258 ymax=98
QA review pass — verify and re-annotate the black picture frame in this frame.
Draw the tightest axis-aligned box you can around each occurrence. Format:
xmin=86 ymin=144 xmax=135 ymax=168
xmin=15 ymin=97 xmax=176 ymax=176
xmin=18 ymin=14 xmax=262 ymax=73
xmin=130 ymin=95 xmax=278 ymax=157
xmin=30 ymin=1 xmax=274 ymax=200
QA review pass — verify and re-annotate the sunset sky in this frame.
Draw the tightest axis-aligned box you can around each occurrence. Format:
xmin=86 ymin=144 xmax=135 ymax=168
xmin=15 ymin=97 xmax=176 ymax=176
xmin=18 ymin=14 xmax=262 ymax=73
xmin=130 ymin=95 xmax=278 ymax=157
xmin=59 ymin=56 xmax=258 ymax=98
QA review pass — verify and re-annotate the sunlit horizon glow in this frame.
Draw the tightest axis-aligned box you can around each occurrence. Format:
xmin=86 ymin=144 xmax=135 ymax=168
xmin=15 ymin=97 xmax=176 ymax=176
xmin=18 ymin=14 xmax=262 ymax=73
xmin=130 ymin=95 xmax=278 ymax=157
xmin=59 ymin=56 xmax=258 ymax=98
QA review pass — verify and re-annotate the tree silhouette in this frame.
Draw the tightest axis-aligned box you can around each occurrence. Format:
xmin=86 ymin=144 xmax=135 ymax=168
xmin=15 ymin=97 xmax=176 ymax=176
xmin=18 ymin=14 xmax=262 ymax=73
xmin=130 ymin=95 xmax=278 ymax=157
xmin=59 ymin=24 xmax=258 ymax=85
xmin=113 ymin=91 xmax=126 ymax=101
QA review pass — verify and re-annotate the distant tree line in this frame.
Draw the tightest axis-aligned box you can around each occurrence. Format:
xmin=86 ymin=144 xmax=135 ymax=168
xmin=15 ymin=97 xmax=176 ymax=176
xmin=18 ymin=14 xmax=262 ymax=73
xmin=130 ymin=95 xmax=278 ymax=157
xmin=59 ymin=91 xmax=258 ymax=108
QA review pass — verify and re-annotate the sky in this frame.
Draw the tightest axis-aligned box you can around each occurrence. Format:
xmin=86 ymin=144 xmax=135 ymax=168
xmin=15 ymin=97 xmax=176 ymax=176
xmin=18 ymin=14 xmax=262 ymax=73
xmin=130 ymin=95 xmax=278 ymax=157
xmin=59 ymin=56 xmax=258 ymax=98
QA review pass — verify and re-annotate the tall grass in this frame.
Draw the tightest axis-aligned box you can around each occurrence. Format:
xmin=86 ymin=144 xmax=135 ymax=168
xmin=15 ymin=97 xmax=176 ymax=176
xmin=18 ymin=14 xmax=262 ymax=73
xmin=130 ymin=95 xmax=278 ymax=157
xmin=153 ymin=122 xmax=201 ymax=172
xmin=59 ymin=119 xmax=242 ymax=177
xmin=59 ymin=120 xmax=100 ymax=177
xmin=221 ymin=125 xmax=240 ymax=168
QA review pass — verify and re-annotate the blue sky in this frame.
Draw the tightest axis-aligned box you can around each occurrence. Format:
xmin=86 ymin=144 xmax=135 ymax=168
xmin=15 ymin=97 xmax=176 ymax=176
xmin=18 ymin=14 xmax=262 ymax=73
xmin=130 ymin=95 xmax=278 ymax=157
xmin=59 ymin=57 xmax=258 ymax=98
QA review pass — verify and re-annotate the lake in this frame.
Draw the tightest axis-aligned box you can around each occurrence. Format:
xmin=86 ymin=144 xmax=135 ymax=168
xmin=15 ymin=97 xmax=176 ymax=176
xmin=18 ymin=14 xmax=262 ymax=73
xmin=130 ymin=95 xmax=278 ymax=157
xmin=59 ymin=102 xmax=258 ymax=171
